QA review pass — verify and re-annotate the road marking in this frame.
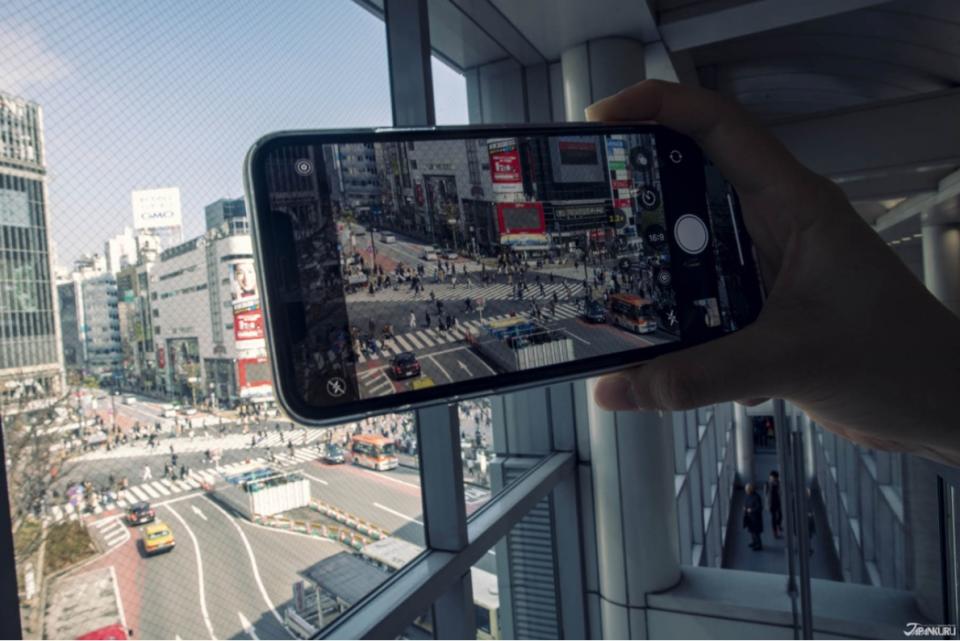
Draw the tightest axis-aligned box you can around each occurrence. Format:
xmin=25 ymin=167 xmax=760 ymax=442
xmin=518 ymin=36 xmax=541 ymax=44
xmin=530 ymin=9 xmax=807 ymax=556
xmin=108 ymin=566 xmax=129 ymax=632
xmin=301 ymin=472 xmax=329 ymax=486
xmin=191 ymin=505 xmax=208 ymax=521
xmin=203 ymin=499 xmax=290 ymax=634
xmin=238 ymin=612 xmax=260 ymax=640
xmin=393 ymin=334 xmax=414 ymax=352
xmin=457 ymin=360 xmax=472 ymax=376
xmin=560 ymin=327 xmax=590 ymax=345
xmin=355 ymin=467 xmax=421 ymax=490
xmin=416 ymin=331 xmax=435 ymax=347
xmin=404 ymin=332 xmax=424 ymax=349
xmin=149 ymin=481 xmax=171 ymax=496
xmin=139 ymin=483 xmax=160 ymax=499
xmin=129 ymin=486 xmax=150 ymax=501
xmin=165 ymin=504 xmax=217 ymax=640
xmin=373 ymin=502 xmax=423 ymax=525
xmin=428 ymin=355 xmax=453 ymax=383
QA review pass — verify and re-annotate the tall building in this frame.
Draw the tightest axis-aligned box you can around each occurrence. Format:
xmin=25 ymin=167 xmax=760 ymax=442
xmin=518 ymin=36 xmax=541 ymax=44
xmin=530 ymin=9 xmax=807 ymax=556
xmin=57 ymin=267 xmax=122 ymax=382
xmin=333 ymin=143 xmax=381 ymax=210
xmin=151 ymin=222 xmax=269 ymax=407
xmin=103 ymin=226 xmax=139 ymax=274
xmin=0 ymin=92 xmax=63 ymax=400
xmin=204 ymin=197 xmax=248 ymax=233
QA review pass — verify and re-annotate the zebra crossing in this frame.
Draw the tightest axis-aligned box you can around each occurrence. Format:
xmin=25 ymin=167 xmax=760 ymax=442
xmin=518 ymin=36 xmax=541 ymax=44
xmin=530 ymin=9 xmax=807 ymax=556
xmin=347 ymin=280 xmax=585 ymax=303
xmin=44 ymin=446 xmax=322 ymax=523
xmin=90 ymin=516 xmax=130 ymax=550
xmin=356 ymin=302 xmax=584 ymax=364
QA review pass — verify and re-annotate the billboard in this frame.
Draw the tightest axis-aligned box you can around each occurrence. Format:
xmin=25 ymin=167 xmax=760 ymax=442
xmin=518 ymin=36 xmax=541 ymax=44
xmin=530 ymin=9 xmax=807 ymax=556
xmin=496 ymin=202 xmax=545 ymax=235
xmin=549 ymin=136 xmax=605 ymax=184
xmin=234 ymin=307 xmax=265 ymax=342
xmin=131 ymin=187 xmax=182 ymax=230
xmin=238 ymin=357 xmax=272 ymax=396
xmin=229 ymin=260 xmax=259 ymax=310
xmin=487 ymin=138 xmax=523 ymax=194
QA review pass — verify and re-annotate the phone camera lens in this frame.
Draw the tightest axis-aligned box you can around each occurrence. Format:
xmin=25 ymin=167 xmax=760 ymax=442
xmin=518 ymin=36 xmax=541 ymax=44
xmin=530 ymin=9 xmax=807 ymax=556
xmin=294 ymin=159 xmax=314 ymax=176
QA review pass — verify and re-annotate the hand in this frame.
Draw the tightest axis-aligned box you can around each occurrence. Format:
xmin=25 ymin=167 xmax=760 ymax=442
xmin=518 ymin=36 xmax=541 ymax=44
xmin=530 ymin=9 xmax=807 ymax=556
xmin=588 ymin=80 xmax=960 ymax=466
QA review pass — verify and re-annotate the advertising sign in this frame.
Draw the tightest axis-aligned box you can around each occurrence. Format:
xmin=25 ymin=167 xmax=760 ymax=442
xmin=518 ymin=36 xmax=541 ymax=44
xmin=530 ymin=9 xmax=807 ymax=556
xmin=605 ymin=135 xmax=633 ymax=229
xmin=238 ymin=357 xmax=272 ymax=396
xmin=487 ymin=138 xmax=523 ymax=194
xmin=558 ymin=140 xmax=598 ymax=165
xmin=157 ymin=347 xmax=165 ymax=369
xmin=229 ymin=260 xmax=259 ymax=309
xmin=131 ymin=187 xmax=182 ymax=230
xmin=496 ymin=202 xmax=545 ymax=235
xmin=234 ymin=307 xmax=265 ymax=342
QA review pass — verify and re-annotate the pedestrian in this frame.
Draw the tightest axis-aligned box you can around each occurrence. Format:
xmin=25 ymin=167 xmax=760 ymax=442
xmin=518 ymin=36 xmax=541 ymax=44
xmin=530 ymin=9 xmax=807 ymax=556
xmin=743 ymin=482 xmax=764 ymax=551
xmin=142 ymin=464 xmax=152 ymax=481
xmin=179 ymin=464 xmax=187 ymax=480
xmin=409 ymin=311 xmax=417 ymax=329
xmin=425 ymin=311 xmax=431 ymax=328
xmin=766 ymin=470 xmax=783 ymax=538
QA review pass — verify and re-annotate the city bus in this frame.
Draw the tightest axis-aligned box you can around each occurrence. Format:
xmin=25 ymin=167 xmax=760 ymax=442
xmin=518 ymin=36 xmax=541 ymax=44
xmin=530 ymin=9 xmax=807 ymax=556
xmin=608 ymin=292 xmax=658 ymax=334
xmin=360 ymin=537 xmax=501 ymax=639
xmin=350 ymin=434 xmax=399 ymax=471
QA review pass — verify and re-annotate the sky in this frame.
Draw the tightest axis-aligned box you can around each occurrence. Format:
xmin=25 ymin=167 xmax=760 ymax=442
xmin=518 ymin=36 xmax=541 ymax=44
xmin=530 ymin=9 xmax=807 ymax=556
xmin=0 ymin=0 xmax=468 ymax=268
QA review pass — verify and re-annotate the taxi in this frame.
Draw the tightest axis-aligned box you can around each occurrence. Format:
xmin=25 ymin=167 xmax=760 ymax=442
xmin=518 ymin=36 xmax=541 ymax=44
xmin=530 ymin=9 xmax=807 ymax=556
xmin=142 ymin=521 xmax=175 ymax=556
xmin=410 ymin=376 xmax=435 ymax=390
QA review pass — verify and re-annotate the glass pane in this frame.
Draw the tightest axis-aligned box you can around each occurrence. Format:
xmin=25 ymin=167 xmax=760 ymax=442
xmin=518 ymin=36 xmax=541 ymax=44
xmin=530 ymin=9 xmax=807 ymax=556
xmin=460 ymin=398 xmax=494 ymax=513
xmin=433 ymin=57 xmax=469 ymax=125
xmin=2 ymin=1 xmax=405 ymax=638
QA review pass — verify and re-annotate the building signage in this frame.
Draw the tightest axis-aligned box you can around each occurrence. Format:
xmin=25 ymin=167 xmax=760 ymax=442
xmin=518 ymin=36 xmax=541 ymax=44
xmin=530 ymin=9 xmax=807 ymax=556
xmin=487 ymin=138 xmax=523 ymax=194
xmin=234 ymin=307 xmax=264 ymax=342
xmin=496 ymin=202 xmax=545 ymax=235
xmin=229 ymin=260 xmax=259 ymax=310
xmin=605 ymin=136 xmax=633 ymax=229
xmin=238 ymin=356 xmax=272 ymax=396
xmin=131 ymin=187 xmax=183 ymax=230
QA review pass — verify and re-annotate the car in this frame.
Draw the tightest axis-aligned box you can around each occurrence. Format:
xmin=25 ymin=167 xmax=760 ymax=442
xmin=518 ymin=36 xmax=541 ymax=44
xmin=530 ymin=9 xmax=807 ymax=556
xmin=410 ymin=376 xmax=435 ymax=390
xmin=322 ymin=444 xmax=346 ymax=464
xmin=161 ymin=408 xmax=177 ymax=418
xmin=391 ymin=352 xmax=422 ymax=380
xmin=125 ymin=502 xmax=156 ymax=526
xmin=582 ymin=300 xmax=607 ymax=323
xmin=381 ymin=233 xmax=396 ymax=243
xmin=421 ymin=250 xmax=438 ymax=261
xmin=440 ymin=249 xmax=459 ymax=260
xmin=123 ymin=395 xmax=137 ymax=405
xmin=141 ymin=521 xmax=175 ymax=555
xmin=180 ymin=407 xmax=198 ymax=416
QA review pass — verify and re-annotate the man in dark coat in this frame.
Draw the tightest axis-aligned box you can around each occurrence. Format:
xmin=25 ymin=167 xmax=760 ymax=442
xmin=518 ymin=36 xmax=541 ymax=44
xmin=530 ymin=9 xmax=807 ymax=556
xmin=743 ymin=482 xmax=764 ymax=550
xmin=766 ymin=470 xmax=783 ymax=538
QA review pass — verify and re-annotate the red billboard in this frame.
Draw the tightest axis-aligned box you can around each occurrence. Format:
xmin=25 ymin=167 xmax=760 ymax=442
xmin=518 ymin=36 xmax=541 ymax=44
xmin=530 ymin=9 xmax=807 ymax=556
xmin=238 ymin=357 xmax=272 ymax=396
xmin=488 ymin=138 xmax=523 ymax=193
xmin=156 ymin=347 xmax=165 ymax=369
xmin=234 ymin=308 xmax=264 ymax=342
xmin=496 ymin=202 xmax=545 ymax=235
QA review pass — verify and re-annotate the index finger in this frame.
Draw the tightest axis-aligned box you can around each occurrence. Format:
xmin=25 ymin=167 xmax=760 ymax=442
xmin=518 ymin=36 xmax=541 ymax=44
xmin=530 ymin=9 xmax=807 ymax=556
xmin=585 ymin=80 xmax=805 ymax=197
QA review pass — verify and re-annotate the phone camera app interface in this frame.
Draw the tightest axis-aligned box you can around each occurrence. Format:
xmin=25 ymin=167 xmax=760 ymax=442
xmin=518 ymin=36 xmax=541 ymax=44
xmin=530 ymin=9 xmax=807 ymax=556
xmin=262 ymin=133 xmax=753 ymax=406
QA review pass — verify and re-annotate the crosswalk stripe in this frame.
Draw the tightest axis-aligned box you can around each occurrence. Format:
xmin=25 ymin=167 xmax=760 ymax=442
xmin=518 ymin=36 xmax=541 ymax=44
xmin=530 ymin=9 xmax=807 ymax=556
xmin=150 ymin=481 xmax=172 ymax=496
xmin=196 ymin=470 xmax=217 ymax=483
xmin=184 ymin=479 xmax=201 ymax=489
xmin=415 ymin=331 xmax=435 ymax=347
xmin=139 ymin=484 xmax=160 ymax=499
xmin=403 ymin=332 xmax=424 ymax=349
xmin=128 ymin=486 xmax=150 ymax=502
xmin=116 ymin=498 xmax=128 ymax=508
xmin=393 ymin=334 xmax=414 ymax=352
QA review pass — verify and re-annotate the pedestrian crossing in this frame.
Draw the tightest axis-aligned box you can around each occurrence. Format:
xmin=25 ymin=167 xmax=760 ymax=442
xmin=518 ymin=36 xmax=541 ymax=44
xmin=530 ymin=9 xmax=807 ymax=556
xmin=356 ymin=302 xmax=584 ymax=363
xmin=44 ymin=446 xmax=324 ymax=523
xmin=347 ymin=280 xmax=586 ymax=303
xmin=90 ymin=517 xmax=129 ymax=550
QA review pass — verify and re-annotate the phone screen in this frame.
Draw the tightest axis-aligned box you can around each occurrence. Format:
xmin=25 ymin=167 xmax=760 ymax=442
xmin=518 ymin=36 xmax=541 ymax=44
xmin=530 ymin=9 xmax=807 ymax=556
xmin=247 ymin=126 xmax=764 ymax=422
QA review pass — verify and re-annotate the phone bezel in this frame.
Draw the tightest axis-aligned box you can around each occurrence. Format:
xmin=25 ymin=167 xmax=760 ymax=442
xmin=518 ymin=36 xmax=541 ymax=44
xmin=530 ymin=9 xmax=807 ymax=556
xmin=244 ymin=123 xmax=764 ymax=426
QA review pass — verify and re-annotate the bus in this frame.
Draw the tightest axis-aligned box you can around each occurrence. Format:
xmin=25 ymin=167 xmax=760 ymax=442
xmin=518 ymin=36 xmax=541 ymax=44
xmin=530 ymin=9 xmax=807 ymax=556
xmin=350 ymin=434 xmax=399 ymax=471
xmin=608 ymin=293 xmax=658 ymax=334
xmin=361 ymin=537 xmax=501 ymax=639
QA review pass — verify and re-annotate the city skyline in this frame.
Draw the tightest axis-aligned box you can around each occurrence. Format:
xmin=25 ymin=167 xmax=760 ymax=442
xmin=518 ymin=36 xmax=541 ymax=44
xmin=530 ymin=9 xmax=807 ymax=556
xmin=0 ymin=0 xmax=467 ymax=270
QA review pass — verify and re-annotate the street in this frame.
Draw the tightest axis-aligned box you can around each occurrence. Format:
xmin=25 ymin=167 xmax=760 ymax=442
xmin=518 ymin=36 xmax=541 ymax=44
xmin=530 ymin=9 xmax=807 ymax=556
xmin=344 ymin=229 xmax=676 ymax=398
xmin=42 ymin=389 xmax=493 ymax=640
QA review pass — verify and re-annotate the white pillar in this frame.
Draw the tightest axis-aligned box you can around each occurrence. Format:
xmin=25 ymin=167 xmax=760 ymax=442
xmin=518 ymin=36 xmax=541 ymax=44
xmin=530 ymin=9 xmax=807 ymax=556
xmin=561 ymin=38 xmax=645 ymax=122
xmin=586 ymin=380 xmax=680 ymax=638
xmin=734 ymin=402 xmax=754 ymax=486
xmin=800 ymin=412 xmax=816 ymax=485
xmin=921 ymin=214 xmax=960 ymax=316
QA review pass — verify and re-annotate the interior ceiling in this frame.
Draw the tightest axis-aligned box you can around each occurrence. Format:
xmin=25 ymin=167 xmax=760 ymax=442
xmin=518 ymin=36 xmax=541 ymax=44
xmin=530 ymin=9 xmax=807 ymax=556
xmin=358 ymin=0 xmax=960 ymax=226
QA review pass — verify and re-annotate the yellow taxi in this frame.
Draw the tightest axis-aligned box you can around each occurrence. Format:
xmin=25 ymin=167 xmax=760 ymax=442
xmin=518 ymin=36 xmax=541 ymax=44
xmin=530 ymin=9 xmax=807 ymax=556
xmin=410 ymin=376 xmax=435 ymax=390
xmin=142 ymin=521 xmax=175 ymax=556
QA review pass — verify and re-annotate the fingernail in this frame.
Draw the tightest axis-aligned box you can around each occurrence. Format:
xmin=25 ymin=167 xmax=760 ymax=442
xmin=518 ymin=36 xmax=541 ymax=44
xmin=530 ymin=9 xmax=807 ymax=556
xmin=594 ymin=374 xmax=638 ymax=411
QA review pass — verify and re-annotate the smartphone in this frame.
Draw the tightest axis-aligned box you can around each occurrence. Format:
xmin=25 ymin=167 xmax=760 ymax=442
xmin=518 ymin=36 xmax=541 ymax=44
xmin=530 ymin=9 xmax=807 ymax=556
xmin=244 ymin=124 xmax=765 ymax=425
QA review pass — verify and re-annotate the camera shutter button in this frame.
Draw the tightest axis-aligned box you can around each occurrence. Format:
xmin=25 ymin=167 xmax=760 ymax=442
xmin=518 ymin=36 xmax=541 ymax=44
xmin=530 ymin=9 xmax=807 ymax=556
xmin=674 ymin=214 xmax=709 ymax=254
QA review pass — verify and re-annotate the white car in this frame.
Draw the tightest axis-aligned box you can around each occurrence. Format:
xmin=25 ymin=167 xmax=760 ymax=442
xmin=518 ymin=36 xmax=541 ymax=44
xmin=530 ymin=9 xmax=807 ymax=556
xmin=123 ymin=395 xmax=137 ymax=405
xmin=180 ymin=407 xmax=198 ymax=416
xmin=161 ymin=408 xmax=177 ymax=418
xmin=381 ymin=234 xmax=396 ymax=243
xmin=421 ymin=246 xmax=438 ymax=260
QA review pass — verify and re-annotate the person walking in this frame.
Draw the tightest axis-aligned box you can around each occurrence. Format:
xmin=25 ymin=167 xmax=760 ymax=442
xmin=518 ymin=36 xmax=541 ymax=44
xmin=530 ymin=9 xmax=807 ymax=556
xmin=425 ymin=311 xmax=432 ymax=328
xmin=409 ymin=311 xmax=417 ymax=329
xmin=766 ymin=470 xmax=783 ymax=538
xmin=743 ymin=482 xmax=764 ymax=550
xmin=142 ymin=464 xmax=152 ymax=482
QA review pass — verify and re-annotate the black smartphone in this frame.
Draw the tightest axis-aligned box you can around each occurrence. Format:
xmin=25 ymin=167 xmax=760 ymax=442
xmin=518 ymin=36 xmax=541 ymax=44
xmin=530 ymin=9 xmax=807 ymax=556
xmin=244 ymin=124 xmax=765 ymax=425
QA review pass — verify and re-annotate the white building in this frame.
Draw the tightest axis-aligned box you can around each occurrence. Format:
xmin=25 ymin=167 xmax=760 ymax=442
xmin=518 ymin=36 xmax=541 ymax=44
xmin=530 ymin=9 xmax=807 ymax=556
xmin=151 ymin=224 xmax=269 ymax=407
xmin=57 ymin=269 xmax=122 ymax=380
xmin=103 ymin=226 xmax=139 ymax=274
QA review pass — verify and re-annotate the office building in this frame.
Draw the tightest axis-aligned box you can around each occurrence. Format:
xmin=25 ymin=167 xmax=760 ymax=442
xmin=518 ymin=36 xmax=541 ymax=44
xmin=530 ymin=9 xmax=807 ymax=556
xmin=204 ymin=197 xmax=248 ymax=233
xmin=333 ymin=142 xmax=381 ymax=211
xmin=103 ymin=226 xmax=139 ymax=274
xmin=56 ymin=269 xmax=122 ymax=381
xmin=0 ymin=92 xmax=63 ymax=400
